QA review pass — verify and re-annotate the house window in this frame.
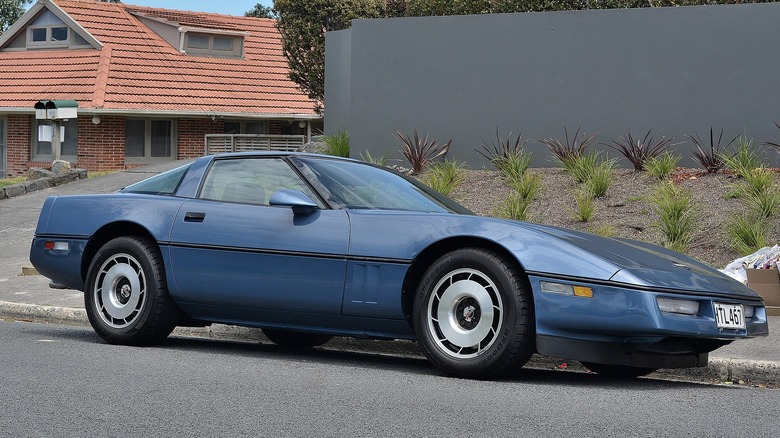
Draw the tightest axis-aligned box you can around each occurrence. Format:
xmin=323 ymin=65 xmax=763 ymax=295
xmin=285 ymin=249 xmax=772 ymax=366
xmin=125 ymin=119 xmax=175 ymax=163
xmin=32 ymin=119 xmax=77 ymax=162
xmin=184 ymin=32 xmax=243 ymax=58
xmin=27 ymin=26 xmax=69 ymax=47
xmin=224 ymin=121 xmax=267 ymax=135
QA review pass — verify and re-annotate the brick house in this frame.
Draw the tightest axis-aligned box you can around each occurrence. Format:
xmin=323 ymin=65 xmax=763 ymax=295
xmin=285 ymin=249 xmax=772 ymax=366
xmin=0 ymin=0 xmax=320 ymax=177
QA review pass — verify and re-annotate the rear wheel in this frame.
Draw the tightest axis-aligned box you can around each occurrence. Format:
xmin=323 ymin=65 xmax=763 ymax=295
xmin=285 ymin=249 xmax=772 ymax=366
xmin=581 ymin=362 xmax=658 ymax=379
xmin=262 ymin=329 xmax=332 ymax=348
xmin=85 ymin=236 xmax=178 ymax=345
xmin=413 ymin=248 xmax=534 ymax=379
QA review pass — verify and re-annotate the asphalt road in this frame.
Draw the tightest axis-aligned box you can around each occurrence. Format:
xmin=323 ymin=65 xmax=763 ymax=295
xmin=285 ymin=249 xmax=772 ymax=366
xmin=1 ymin=321 xmax=778 ymax=437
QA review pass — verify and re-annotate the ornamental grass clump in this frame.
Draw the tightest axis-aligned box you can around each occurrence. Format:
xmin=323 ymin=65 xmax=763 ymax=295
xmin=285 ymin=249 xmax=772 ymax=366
xmin=421 ymin=159 xmax=466 ymax=197
xmin=540 ymin=127 xmax=597 ymax=170
xmin=570 ymin=188 xmax=596 ymax=223
xmin=495 ymin=192 xmax=533 ymax=222
xmin=322 ymin=130 xmax=350 ymax=158
xmin=395 ymin=130 xmax=451 ymax=174
xmin=584 ymin=157 xmax=616 ymax=198
xmin=685 ymin=128 xmax=737 ymax=173
xmin=721 ymin=137 xmax=762 ymax=180
xmin=650 ymin=181 xmax=697 ymax=253
xmin=645 ymin=152 xmax=682 ymax=180
xmin=477 ymin=130 xmax=531 ymax=182
xmin=359 ymin=150 xmax=386 ymax=166
xmin=605 ymin=130 xmax=677 ymax=171
xmin=508 ymin=171 xmax=541 ymax=204
xmin=727 ymin=214 xmax=769 ymax=256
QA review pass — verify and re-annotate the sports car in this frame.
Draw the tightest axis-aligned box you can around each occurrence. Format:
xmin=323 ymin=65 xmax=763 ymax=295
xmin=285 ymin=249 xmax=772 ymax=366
xmin=30 ymin=152 xmax=769 ymax=379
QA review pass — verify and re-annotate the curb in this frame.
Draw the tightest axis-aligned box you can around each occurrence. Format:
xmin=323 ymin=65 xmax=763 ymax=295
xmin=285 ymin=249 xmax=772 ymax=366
xmin=1 ymin=301 xmax=777 ymax=387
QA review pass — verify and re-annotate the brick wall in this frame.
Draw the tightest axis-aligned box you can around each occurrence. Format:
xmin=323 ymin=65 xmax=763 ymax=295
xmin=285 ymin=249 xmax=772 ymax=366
xmin=77 ymin=115 xmax=125 ymax=171
xmin=6 ymin=114 xmax=31 ymax=176
xmin=3 ymin=115 xmax=293 ymax=175
xmin=178 ymin=118 xmax=223 ymax=159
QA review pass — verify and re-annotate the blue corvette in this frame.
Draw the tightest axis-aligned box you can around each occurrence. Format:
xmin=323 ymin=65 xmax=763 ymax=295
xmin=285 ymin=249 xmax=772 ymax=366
xmin=30 ymin=152 xmax=768 ymax=379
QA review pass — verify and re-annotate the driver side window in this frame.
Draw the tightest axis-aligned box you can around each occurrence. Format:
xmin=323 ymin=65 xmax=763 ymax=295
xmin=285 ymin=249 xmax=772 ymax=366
xmin=199 ymin=158 xmax=319 ymax=206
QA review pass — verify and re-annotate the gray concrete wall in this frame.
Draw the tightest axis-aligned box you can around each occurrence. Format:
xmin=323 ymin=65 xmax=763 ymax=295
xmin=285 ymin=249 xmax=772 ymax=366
xmin=324 ymin=4 xmax=780 ymax=168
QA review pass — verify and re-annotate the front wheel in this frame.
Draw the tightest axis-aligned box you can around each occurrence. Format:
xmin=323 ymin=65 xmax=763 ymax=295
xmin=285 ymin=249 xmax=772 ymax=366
xmin=85 ymin=236 xmax=178 ymax=345
xmin=413 ymin=248 xmax=534 ymax=379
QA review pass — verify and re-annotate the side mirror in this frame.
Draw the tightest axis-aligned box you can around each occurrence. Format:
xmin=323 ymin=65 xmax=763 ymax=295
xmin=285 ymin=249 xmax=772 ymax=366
xmin=268 ymin=189 xmax=319 ymax=215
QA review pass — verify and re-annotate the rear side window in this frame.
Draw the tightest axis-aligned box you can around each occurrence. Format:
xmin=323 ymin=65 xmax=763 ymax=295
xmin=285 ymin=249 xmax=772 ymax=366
xmin=120 ymin=164 xmax=191 ymax=195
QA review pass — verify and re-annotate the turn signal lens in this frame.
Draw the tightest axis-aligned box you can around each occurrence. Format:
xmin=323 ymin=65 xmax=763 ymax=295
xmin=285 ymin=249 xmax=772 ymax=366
xmin=540 ymin=281 xmax=593 ymax=298
xmin=743 ymin=305 xmax=754 ymax=318
xmin=657 ymin=297 xmax=700 ymax=315
xmin=573 ymin=286 xmax=594 ymax=298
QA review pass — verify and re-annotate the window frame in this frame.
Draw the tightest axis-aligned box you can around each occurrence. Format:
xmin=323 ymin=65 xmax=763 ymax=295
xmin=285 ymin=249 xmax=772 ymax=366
xmin=26 ymin=25 xmax=69 ymax=48
xmin=184 ymin=32 xmax=243 ymax=58
xmin=124 ymin=118 xmax=177 ymax=165
xmin=223 ymin=120 xmax=268 ymax=135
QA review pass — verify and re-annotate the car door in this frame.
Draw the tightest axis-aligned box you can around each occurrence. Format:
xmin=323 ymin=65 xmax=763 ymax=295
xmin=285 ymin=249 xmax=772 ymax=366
xmin=167 ymin=157 xmax=349 ymax=315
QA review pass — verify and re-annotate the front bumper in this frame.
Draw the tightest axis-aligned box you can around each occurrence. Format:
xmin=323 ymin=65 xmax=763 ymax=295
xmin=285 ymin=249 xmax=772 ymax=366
xmin=529 ymin=275 xmax=769 ymax=368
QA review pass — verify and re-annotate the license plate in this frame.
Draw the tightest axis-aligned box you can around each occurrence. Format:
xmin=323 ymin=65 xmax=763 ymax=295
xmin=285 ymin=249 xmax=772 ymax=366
xmin=714 ymin=303 xmax=746 ymax=330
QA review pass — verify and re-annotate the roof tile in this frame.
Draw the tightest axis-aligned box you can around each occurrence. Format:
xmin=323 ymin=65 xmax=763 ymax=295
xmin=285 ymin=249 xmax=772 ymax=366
xmin=0 ymin=0 xmax=317 ymax=115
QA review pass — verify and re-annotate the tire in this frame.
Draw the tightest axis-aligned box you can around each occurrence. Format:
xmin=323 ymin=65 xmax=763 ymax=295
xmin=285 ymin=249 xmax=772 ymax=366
xmin=262 ymin=329 xmax=332 ymax=348
xmin=581 ymin=362 xmax=658 ymax=379
xmin=413 ymin=248 xmax=534 ymax=379
xmin=85 ymin=236 xmax=178 ymax=345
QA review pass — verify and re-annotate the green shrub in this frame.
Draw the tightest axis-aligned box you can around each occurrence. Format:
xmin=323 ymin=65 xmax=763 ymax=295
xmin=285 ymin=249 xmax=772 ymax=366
xmin=744 ymin=184 xmax=780 ymax=220
xmin=727 ymin=214 xmax=769 ymax=256
xmin=359 ymin=150 xmax=387 ymax=166
xmin=585 ymin=158 xmax=616 ymax=197
xmin=645 ymin=152 xmax=681 ymax=180
xmin=495 ymin=192 xmax=533 ymax=222
xmin=421 ymin=160 xmax=466 ymax=197
xmin=322 ymin=130 xmax=350 ymax=158
xmin=507 ymin=171 xmax=541 ymax=202
xmin=540 ymin=127 xmax=597 ymax=169
xmin=721 ymin=137 xmax=762 ymax=179
xmin=568 ymin=150 xmax=602 ymax=183
xmin=570 ymin=188 xmax=595 ymax=222
xmin=650 ymin=182 xmax=697 ymax=253
xmin=477 ymin=130 xmax=531 ymax=181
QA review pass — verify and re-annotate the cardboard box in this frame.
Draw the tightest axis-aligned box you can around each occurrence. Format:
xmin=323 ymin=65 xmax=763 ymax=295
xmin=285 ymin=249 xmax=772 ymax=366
xmin=746 ymin=268 xmax=780 ymax=307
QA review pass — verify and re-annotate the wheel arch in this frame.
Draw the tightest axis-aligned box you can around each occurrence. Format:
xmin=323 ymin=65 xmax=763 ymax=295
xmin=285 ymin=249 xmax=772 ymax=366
xmin=400 ymin=236 xmax=530 ymax=324
xmin=81 ymin=221 xmax=158 ymax=283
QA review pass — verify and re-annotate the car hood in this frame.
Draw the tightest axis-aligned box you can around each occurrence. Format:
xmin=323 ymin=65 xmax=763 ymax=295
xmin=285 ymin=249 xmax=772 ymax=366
xmin=518 ymin=222 xmax=760 ymax=300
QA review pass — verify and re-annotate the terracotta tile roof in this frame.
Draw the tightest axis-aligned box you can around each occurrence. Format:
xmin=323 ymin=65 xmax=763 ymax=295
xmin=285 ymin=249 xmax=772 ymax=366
xmin=0 ymin=0 xmax=317 ymax=116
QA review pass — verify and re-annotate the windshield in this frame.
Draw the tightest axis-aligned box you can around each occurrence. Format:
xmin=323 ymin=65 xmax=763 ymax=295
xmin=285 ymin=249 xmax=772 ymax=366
xmin=120 ymin=164 xmax=191 ymax=195
xmin=292 ymin=157 xmax=471 ymax=214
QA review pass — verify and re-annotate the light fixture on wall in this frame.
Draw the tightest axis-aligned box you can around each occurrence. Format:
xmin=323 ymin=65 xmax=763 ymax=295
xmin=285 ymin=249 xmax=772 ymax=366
xmin=298 ymin=121 xmax=306 ymax=128
xmin=91 ymin=115 xmax=101 ymax=125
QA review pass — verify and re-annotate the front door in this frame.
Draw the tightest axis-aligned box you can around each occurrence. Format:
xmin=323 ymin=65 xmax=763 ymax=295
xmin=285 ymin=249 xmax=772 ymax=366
xmin=167 ymin=157 xmax=349 ymax=316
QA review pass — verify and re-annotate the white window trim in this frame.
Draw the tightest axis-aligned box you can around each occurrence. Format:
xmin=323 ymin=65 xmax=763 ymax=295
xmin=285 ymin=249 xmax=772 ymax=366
xmin=124 ymin=119 xmax=177 ymax=165
xmin=183 ymin=32 xmax=243 ymax=58
xmin=27 ymin=25 xmax=69 ymax=48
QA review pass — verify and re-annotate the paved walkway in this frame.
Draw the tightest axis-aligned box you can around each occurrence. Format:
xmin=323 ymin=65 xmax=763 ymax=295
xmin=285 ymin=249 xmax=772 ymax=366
xmin=1 ymin=162 xmax=777 ymax=386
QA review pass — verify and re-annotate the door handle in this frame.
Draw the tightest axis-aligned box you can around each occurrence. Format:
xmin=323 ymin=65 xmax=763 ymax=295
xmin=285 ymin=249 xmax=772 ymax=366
xmin=184 ymin=212 xmax=206 ymax=222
